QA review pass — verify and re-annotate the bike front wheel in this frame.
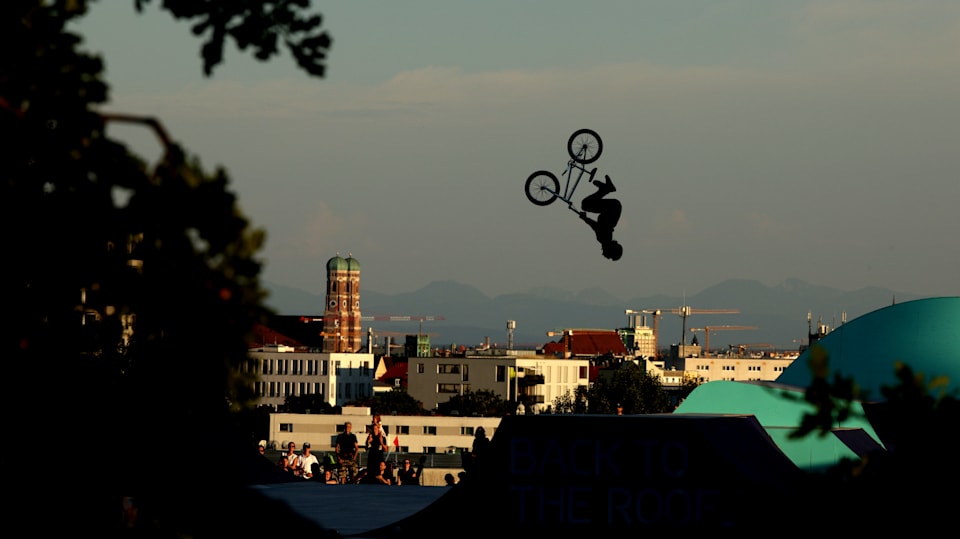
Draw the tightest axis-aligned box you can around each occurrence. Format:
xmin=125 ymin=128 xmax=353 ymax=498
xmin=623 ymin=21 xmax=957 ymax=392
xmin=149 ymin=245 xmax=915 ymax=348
xmin=525 ymin=171 xmax=560 ymax=206
xmin=567 ymin=128 xmax=603 ymax=164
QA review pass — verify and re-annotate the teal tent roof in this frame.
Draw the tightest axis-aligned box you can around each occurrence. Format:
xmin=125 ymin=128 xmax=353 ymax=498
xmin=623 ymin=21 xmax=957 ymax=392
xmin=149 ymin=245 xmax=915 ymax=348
xmin=676 ymin=380 xmax=882 ymax=471
xmin=676 ymin=297 xmax=960 ymax=471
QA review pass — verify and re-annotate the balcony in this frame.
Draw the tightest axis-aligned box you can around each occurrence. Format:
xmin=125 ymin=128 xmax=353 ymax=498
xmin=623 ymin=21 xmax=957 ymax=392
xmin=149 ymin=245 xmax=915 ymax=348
xmin=519 ymin=374 xmax=545 ymax=385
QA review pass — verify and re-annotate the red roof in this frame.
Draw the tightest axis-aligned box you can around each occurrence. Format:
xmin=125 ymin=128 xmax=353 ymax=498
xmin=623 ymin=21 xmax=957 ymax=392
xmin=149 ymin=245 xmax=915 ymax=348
xmin=542 ymin=329 xmax=627 ymax=358
xmin=378 ymin=359 xmax=409 ymax=389
xmin=249 ymin=323 xmax=308 ymax=349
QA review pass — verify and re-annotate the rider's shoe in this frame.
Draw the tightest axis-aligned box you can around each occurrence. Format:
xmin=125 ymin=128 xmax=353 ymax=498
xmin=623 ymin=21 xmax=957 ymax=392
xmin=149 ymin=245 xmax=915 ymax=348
xmin=588 ymin=168 xmax=598 ymax=183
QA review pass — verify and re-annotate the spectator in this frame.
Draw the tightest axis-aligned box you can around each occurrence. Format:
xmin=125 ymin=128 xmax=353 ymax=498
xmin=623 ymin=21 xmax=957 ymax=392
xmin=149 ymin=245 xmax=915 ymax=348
xmin=300 ymin=442 xmax=319 ymax=480
xmin=397 ymin=459 xmax=418 ymax=486
xmin=384 ymin=461 xmax=398 ymax=485
xmin=257 ymin=441 xmax=267 ymax=457
xmin=366 ymin=422 xmax=388 ymax=472
xmin=335 ymin=421 xmax=359 ymax=485
xmin=321 ymin=469 xmax=338 ymax=485
xmin=366 ymin=461 xmax=391 ymax=485
xmin=444 ymin=473 xmax=456 ymax=486
xmin=283 ymin=441 xmax=301 ymax=477
xmin=469 ymin=426 xmax=490 ymax=472
xmin=277 ymin=455 xmax=294 ymax=475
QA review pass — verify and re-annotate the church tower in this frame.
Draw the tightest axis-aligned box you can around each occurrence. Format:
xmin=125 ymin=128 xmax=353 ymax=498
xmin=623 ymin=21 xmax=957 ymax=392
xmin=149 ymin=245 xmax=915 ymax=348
xmin=323 ymin=253 xmax=362 ymax=352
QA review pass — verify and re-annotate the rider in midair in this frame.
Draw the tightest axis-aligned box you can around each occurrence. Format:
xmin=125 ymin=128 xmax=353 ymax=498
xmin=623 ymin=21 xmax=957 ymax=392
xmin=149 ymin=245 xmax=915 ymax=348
xmin=578 ymin=169 xmax=623 ymax=261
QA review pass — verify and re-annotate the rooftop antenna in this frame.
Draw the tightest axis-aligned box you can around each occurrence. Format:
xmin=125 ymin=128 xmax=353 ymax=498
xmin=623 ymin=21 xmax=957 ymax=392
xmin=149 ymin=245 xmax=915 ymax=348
xmin=506 ymin=320 xmax=516 ymax=350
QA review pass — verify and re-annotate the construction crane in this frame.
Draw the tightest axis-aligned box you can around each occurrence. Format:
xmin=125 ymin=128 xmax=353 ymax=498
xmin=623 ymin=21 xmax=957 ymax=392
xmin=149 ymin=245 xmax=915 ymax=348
xmin=359 ymin=315 xmax=445 ymax=323
xmin=301 ymin=314 xmax=444 ymax=335
xmin=671 ymin=305 xmax=740 ymax=346
xmin=688 ymin=325 xmax=758 ymax=357
xmin=300 ymin=315 xmax=445 ymax=323
xmin=361 ymin=315 xmax=445 ymax=336
xmin=366 ymin=327 xmax=438 ymax=354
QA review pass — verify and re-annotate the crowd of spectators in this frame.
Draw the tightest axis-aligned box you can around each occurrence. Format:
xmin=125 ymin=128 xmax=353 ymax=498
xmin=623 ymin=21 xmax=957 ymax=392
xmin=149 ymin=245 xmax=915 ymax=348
xmin=255 ymin=415 xmax=493 ymax=486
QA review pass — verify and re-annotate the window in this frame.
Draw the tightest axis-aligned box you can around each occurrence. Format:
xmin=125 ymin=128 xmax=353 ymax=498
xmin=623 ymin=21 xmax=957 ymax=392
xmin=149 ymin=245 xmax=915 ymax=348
xmin=438 ymin=364 xmax=460 ymax=374
xmin=417 ymin=363 xmax=424 ymax=374
xmin=396 ymin=425 xmax=410 ymax=435
xmin=423 ymin=447 xmax=437 ymax=454
xmin=335 ymin=361 xmax=341 ymax=375
xmin=496 ymin=365 xmax=506 ymax=382
xmin=462 ymin=364 xmax=469 ymax=382
xmin=461 ymin=427 xmax=474 ymax=436
xmin=422 ymin=426 xmax=437 ymax=435
xmin=438 ymin=384 xmax=459 ymax=393
xmin=322 ymin=360 xmax=328 ymax=376
xmin=578 ymin=366 xmax=587 ymax=379
xmin=280 ymin=423 xmax=293 ymax=432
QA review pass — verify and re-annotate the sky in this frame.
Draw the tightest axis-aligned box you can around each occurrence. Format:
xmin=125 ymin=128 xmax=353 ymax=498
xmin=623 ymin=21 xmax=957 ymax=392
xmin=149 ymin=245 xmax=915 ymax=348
xmin=73 ymin=1 xmax=960 ymax=300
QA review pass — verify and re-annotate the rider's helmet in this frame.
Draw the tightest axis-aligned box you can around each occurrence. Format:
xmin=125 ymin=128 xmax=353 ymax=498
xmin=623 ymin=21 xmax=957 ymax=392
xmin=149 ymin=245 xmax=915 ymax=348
xmin=602 ymin=240 xmax=623 ymax=261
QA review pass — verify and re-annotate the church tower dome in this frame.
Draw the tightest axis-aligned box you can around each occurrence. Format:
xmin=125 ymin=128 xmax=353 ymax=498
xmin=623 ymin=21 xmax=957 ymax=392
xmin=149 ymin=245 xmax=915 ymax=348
xmin=323 ymin=252 xmax=362 ymax=352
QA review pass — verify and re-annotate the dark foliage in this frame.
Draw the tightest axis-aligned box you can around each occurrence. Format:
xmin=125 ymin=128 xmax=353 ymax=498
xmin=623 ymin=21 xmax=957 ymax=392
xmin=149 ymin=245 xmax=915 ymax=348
xmin=348 ymin=388 xmax=430 ymax=417
xmin=1 ymin=1 xmax=331 ymax=536
xmin=437 ymin=389 xmax=511 ymax=417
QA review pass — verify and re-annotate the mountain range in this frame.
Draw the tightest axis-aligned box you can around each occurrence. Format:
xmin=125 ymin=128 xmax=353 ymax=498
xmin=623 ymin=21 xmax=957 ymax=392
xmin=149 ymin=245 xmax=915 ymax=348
xmin=262 ymin=278 xmax=930 ymax=352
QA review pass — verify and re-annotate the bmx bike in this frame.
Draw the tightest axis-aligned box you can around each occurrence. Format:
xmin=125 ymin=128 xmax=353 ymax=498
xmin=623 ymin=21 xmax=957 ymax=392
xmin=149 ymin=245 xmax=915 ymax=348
xmin=524 ymin=128 xmax=603 ymax=210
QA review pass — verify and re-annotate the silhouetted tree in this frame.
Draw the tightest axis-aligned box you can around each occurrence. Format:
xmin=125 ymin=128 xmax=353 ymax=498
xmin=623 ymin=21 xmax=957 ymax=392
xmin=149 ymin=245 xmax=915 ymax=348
xmin=784 ymin=347 xmax=960 ymax=531
xmin=438 ymin=389 xmax=511 ymax=417
xmin=284 ymin=394 xmax=336 ymax=415
xmin=2 ymin=2 xmax=332 ymax=536
xmin=348 ymin=389 xmax=428 ymax=417
xmin=552 ymin=386 xmax=590 ymax=414
xmin=588 ymin=361 xmax=671 ymax=414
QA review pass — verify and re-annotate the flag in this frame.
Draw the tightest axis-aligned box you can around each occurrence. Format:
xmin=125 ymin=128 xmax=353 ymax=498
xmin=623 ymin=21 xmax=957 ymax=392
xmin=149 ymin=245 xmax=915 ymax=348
xmin=393 ymin=436 xmax=400 ymax=449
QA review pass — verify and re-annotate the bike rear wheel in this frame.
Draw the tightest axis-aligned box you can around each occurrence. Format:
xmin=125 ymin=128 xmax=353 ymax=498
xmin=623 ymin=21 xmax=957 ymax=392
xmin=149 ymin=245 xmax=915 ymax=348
xmin=525 ymin=171 xmax=560 ymax=206
xmin=567 ymin=128 xmax=603 ymax=164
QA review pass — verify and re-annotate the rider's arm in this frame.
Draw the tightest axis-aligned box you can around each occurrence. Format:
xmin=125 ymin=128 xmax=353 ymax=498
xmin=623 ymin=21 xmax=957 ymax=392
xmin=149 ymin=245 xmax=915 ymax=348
xmin=579 ymin=211 xmax=599 ymax=228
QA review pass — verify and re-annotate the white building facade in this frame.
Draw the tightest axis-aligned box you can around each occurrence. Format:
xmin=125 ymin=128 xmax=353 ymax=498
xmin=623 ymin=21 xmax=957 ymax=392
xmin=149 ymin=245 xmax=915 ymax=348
xmin=243 ymin=344 xmax=374 ymax=408
xmin=268 ymin=407 xmax=503 ymax=457
xmin=406 ymin=352 xmax=591 ymax=414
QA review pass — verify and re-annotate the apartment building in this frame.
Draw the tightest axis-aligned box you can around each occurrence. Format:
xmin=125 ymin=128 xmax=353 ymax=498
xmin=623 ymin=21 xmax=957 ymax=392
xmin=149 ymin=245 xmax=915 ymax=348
xmin=406 ymin=351 xmax=591 ymax=414
xmin=242 ymin=344 xmax=374 ymax=408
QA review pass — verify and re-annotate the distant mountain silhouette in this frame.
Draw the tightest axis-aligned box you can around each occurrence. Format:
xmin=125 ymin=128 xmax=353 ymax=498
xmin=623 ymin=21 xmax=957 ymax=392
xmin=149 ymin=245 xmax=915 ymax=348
xmin=262 ymin=278 xmax=927 ymax=352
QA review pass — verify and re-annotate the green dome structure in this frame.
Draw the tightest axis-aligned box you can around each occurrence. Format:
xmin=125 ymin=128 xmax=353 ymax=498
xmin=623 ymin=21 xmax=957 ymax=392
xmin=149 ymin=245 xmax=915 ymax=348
xmin=777 ymin=296 xmax=960 ymax=396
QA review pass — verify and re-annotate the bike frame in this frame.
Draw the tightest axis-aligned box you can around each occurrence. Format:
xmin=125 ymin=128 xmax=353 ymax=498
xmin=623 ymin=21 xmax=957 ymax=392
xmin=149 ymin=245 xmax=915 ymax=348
xmin=524 ymin=128 xmax=602 ymax=210
xmin=558 ymin=158 xmax=596 ymax=211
